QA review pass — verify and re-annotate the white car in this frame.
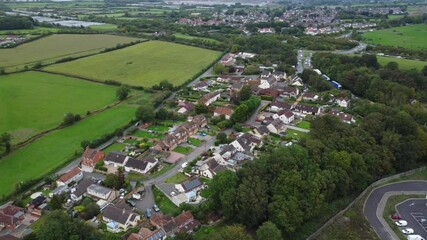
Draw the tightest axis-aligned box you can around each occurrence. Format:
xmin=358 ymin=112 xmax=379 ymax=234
xmin=395 ymin=220 xmax=408 ymax=227
xmin=402 ymin=228 xmax=414 ymax=234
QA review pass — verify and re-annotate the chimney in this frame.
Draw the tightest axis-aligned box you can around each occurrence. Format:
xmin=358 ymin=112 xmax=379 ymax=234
xmin=122 ymin=208 xmax=125 ymax=214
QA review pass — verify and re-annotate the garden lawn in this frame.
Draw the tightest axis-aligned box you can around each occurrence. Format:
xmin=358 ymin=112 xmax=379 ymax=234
xmin=297 ymin=120 xmax=311 ymax=130
xmin=376 ymin=56 xmax=427 ymax=71
xmin=153 ymin=187 xmax=181 ymax=216
xmin=44 ymin=41 xmax=222 ymax=87
xmin=173 ymin=146 xmax=192 ymax=155
xmin=165 ymin=172 xmax=189 ymax=184
xmin=147 ymin=124 xmax=169 ymax=133
xmin=363 ymin=24 xmax=427 ymax=50
xmin=188 ymin=138 xmax=202 ymax=147
xmin=102 ymin=143 xmax=126 ymax=154
xmin=0 ymin=71 xmax=118 ymax=143
xmin=286 ymin=129 xmax=308 ymax=141
xmin=0 ymin=34 xmax=139 ymax=71
xmin=131 ymin=130 xmax=155 ymax=139
xmin=0 ymin=105 xmax=139 ymax=197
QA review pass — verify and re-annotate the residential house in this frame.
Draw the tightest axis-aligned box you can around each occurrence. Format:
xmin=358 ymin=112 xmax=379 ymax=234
xmin=335 ymin=97 xmax=350 ymax=108
xmin=56 ymin=166 xmax=83 ymax=187
xmin=230 ymin=133 xmax=262 ymax=152
xmin=177 ymin=101 xmax=194 ymax=114
xmin=330 ymin=110 xmax=356 ymax=124
xmin=213 ymin=145 xmax=237 ymax=165
xmin=229 ymin=82 xmax=243 ymax=92
xmin=260 ymin=70 xmax=271 ymax=78
xmin=258 ymin=88 xmax=280 ymax=99
xmin=127 ymin=227 xmax=167 ymax=240
xmin=258 ymin=76 xmax=277 ymax=89
xmin=125 ymin=157 xmax=158 ymax=174
xmin=252 ymin=126 xmax=270 ymax=137
xmin=102 ymin=205 xmax=140 ymax=232
xmin=198 ymin=91 xmax=220 ymax=106
xmin=267 ymin=119 xmax=286 ymax=134
xmin=192 ymin=81 xmax=210 ymax=91
xmin=70 ymin=178 xmax=93 ymax=202
xmin=213 ymin=107 xmax=234 ymax=120
xmin=282 ymin=87 xmax=299 ymax=98
xmin=293 ymin=104 xmax=320 ymax=117
xmin=290 ymin=75 xmax=304 ymax=87
xmin=87 ymin=184 xmax=118 ymax=202
xmin=81 ymin=148 xmax=105 ymax=172
xmin=0 ymin=205 xmax=25 ymax=230
xmin=175 ymin=177 xmax=203 ymax=194
xmin=216 ymin=75 xmax=242 ymax=83
xmin=198 ymin=158 xmax=227 ymax=179
xmin=272 ymin=71 xmax=286 ymax=80
xmin=269 ymin=101 xmax=292 ymax=113
xmin=302 ymin=92 xmax=319 ymax=101
xmin=150 ymin=212 xmax=200 ymax=237
xmin=273 ymin=110 xmax=295 ymax=124
xmin=104 ymin=151 xmax=128 ymax=168
xmin=174 ymin=211 xmax=200 ymax=233
xmin=190 ymin=115 xmax=207 ymax=128
xmin=220 ymin=53 xmax=236 ymax=65
xmin=28 ymin=196 xmax=46 ymax=210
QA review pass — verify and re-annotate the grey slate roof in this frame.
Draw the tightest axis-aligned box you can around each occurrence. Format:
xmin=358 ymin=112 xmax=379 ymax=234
xmin=102 ymin=205 xmax=135 ymax=225
xmin=181 ymin=178 xmax=203 ymax=192
xmin=105 ymin=151 xmax=127 ymax=164
xmin=73 ymin=178 xmax=93 ymax=198
xmin=125 ymin=158 xmax=148 ymax=171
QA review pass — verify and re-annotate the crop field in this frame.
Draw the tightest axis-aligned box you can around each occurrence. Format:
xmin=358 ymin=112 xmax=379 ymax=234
xmin=0 ymin=34 xmax=139 ymax=71
xmin=173 ymin=33 xmax=220 ymax=44
xmin=0 ymin=71 xmax=118 ymax=143
xmin=376 ymin=56 xmax=427 ymax=71
xmin=0 ymin=104 xmax=140 ymax=197
xmin=363 ymin=24 xmax=427 ymax=50
xmin=44 ymin=41 xmax=222 ymax=87
xmin=89 ymin=24 xmax=118 ymax=31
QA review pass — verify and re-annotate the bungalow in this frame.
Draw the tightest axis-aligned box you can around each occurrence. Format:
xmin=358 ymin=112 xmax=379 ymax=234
xmin=330 ymin=110 xmax=356 ymax=124
xmin=293 ymin=104 xmax=320 ymax=117
xmin=150 ymin=211 xmax=200 ymax=236
xmin=272 ymin=71 xmax=286 ymax=80
xmin=213 ymin=107 xmax=234 ymax=120
xmin=252 ymin=125 xmax=270 ymax=137
xmin=177 ymin=102 xmax=194 ymax=114
xmin=56 ymin=166 xmax=83 ymax=187
xmin=81 ymin=148 xmax=105 ymax=172
xmin=124 ymin=157 xmax=158 ymax=174
xmin=335 ymin=97 xmax=350 ymax=108
xmin=198 ymin=158 xmax=227 ymax=179
xmin=260 ymin=70 xmax=271 ymax=79
xmin=267 ymin=119 xmax=286 ymax=134
xmin=258 ymin=76 xmax=277 ymax=89
xmin=128 ymin=227 xmax=167 ymax=240
xmin=230 ymin=133 xmax=262 ymax=152
xmin=175 ymin=211 xmax=200 ymax=234
xmin=0 ymin=205 xmax=25 ymax=230
xmin=258 ymin=88 xmax=280 ymax=99
xmin=270 ymin=101 xmax=292 ymax=113
xmin=220 ymin=53 xmax=236 ymax=65
xmin=87 ymin=184 xmax=118 ymax=202
xmin=192 ymin=81 xmax=210 ymax=91
xmin=102 ymin=205 xmax=140 ymax=232
xmin=282 ymin=87 xmax=299 ymax=98
xmin=104 ymin=151 xmax=128 ymax=168
xmin=70 ymin=178 xmax=93 ymax=202
xmin=198 ymin=91 xmax=220 ymax=106
xmin=273 ymin=110 xmax=295 ymax=124
xmin=216 ymin=75 xmax=242 ymax=83
xmin=175 ymin=177 xmax=203 ymax=194
xmin=301 ymin=92 xmax=319 ymax=101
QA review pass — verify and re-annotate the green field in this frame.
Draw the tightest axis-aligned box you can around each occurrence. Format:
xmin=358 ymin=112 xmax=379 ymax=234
xmin=0 ymin=104 xmax=140 ymax=197
xmin=173 ymin=33 xmax=220 ymax=44
xmin=0 ymin=27 xmax=60 ymax=35
xmin=89 ymin=24 xmax=118 ymax=31
xmin=0 ymin=34 xmax=139 ymax=71
xmin=363 ymin=24 xmax=427 ymax=50
xmin=44 ymin=41 xmax=222 ymax=87
xmin=377 ymin=56 xmax=427 ymax=71
xmin=387 ymin=14 xmax=405 ymax=20
xmin=0 ymin=71 xmax=118 ymax=143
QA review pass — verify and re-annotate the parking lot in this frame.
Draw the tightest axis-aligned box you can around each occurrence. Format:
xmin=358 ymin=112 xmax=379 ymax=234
xmin=396 ymin=198 xmax=427 ymax=239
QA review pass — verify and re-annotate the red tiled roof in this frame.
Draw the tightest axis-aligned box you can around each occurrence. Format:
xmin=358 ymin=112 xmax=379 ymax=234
xmin=214 ymin=107 xmax=233 ymax=116
xmin=58 ymin=166 xmax=81 ymax=183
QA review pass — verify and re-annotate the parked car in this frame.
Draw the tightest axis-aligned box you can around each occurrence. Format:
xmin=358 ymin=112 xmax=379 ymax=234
xmin=395 ymin=220 xmax=408 ymax=226
xmin=153 ymin=205 xmax=160 ymax=212
xmin=420 ymin=219 xmax=427 ymax=225
xmin=199 ymin=132 xmax=207 ymax=136
xmin=146 ymin=208 xmax=152 ymax=218
xmin=402 ymin=228 xmax=414 ymax=234
xmin=407 ymin=235 xmax=425 ymax=240
xmin=132 ymin=193 xmax=141 ymax=200
xmin=126 ymin=199 xmax=136 ymax=207
xmin=391 ymin=213 xmax=401 ymax=220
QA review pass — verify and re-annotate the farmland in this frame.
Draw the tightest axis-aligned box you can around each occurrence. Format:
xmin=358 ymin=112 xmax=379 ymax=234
xmin=0 ymin=71 xmax=118 ymax=143
xmin=0 ymin=27 xmax=59 ymax=35
xmin=376 ymin=56 xmax=427 ymax=71
xmin=362 ymin=24 xmax=427 ymax=50
xmin=0 ymin=104 xmax=141 ymax=197
xmin=0 ymin=34 xmax=139 ymax=71
xmin=173 ymin=33 xmax=220 ymax=44
xmin=44 ymin=41 xmax=222 ymax=87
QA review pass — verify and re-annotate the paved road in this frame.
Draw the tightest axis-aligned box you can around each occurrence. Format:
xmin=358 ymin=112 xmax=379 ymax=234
xmin=335 ymin=42 xmax=367 ymax=55
xmin=364 ymin=181 xmax=427 ymax=240
xmin=396 ymin=198 xmax=427 ymax=239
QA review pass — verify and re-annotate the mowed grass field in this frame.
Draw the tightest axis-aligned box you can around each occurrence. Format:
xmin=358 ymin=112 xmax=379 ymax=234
xmin=0 ymin=104 xmax=139 ymax=197
xmin=0 ymin=34 xmax=139 ymax=71
xmin=363 ymin=24 xmax=427 ymax=50
xmin=44 ymin=41 xmax=222 ymax=87
xmin=0 ymin=27 xmax=60 ymax=35
xmin=377 ymin=56 xmax=427 ymax=71
xmin=0 ymin=71 xmax=118 ymax=143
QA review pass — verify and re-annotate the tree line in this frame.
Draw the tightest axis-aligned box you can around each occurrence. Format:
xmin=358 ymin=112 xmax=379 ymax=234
xmin=0 ymin=16 xmax=34 ymax=30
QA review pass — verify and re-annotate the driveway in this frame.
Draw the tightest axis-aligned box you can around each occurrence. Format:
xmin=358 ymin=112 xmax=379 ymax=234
xmin=364 ymin=181 xmax=427 ymax=240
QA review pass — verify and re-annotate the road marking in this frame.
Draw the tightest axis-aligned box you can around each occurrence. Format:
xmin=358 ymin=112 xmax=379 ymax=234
xmin=410 ymin=213 xmax=427 ymax=233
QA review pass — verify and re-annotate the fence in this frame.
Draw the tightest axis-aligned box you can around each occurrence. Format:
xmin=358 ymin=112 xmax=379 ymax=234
xmin=307 ymin=166 xmax=427 ymax=240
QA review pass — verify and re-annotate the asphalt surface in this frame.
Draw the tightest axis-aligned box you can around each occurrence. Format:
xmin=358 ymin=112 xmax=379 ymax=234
xmin=396 ymin=198 xmax=427 ymax=239
xmin=364 ymin=181 xmax=427 ymax=240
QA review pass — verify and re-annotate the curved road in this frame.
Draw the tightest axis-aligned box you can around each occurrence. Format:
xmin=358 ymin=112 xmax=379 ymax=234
xmin=364 ymin=181 xmax=427 ymax=240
